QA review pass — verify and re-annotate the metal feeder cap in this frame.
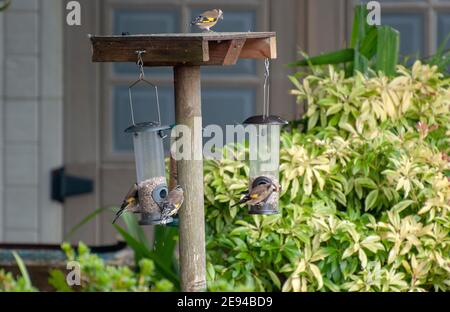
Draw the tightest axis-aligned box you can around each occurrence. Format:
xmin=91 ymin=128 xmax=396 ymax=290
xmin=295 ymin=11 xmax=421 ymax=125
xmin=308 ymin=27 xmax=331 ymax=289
xmin=242 ymin=115 xmax=288 ymax=125
xmin=124 ymin=121 xmax=171 ymax=134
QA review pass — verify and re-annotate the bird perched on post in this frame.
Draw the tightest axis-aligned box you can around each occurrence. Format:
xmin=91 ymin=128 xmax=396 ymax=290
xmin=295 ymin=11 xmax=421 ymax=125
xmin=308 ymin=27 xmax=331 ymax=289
xmin=113 ymin=183 xmax=140 ymax=224
xmin=231 ymin=182 xmax=278 ymax=207
xmin=191 ymin=9 xmax=224 ymax=32
xmin=159 ymin=185 xmax=184 ymax=224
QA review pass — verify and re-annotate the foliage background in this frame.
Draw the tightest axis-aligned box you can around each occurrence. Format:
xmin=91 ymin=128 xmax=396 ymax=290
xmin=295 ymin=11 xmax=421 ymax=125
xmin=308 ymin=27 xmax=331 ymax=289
xmin=2 ymin=63 xmax=448 ymax=293
xmin=205 ymin=62 xmax=450 ymax=292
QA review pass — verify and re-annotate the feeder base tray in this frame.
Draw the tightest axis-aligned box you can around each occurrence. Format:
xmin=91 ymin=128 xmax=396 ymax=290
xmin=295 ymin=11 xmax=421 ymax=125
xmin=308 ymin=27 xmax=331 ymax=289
xmin=139 ymin=214 xmax=173 ymax=226
xmin=248 ymin=207 xmax=279 ymax=215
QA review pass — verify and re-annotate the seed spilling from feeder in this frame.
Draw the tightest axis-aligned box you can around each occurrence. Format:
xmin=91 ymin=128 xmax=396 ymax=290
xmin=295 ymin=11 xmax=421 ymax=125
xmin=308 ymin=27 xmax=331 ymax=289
xmin=124 ymin=50 xmax=171 ymax=225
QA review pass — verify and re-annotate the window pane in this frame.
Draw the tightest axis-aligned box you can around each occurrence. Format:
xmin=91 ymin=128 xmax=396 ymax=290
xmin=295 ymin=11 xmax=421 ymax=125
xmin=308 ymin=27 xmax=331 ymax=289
xmin=202 ymin=88 xmax=256 ymax=144
xmin=438 ymin=13 xmax=450 ymax=49
xmin=382 ymin=13 xmax=424 ymax=61
xmin=438 ymin=13 xmax=450 ymax=72
xmin=113 ymin=86 xmax=255 ymax=151
xmin=113 ymin=10 xmax=179 ymax=76
xmin=113 ymin=85 xmax=175 ymax=152
xmin=190 ymin=9 xmax=257 ymax=76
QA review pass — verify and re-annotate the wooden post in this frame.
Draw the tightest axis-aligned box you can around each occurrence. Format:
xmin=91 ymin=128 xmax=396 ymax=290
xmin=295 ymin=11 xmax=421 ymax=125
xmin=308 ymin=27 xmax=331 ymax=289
xmin=169 ymin=154 xmax=178 ymax=190
xmin=174 ymin=66 xmax=206 ymax=292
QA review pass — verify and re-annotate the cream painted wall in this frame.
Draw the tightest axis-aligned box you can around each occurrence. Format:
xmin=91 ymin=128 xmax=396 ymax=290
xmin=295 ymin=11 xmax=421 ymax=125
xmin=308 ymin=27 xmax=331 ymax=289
xmin=0 ymin=0 xmax=63 ymax=243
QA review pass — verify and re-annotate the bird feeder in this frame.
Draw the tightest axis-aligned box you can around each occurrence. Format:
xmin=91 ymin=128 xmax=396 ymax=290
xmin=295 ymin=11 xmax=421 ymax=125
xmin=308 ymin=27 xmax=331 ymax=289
xmin=125 ymin=51 xmax=171 ymax=225
xmin=90 ymin=31 xmax=277 ymax=291
xmin=243 ymin=59 xmax=287 ymax=214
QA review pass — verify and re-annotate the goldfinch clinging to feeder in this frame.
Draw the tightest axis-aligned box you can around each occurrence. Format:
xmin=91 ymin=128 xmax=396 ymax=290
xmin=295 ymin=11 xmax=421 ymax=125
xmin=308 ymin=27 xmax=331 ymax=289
xmin=191 ymin=9 xmax=224 ymax=32
xmin=159 ymin=185 xmax=184 ymax=224
xmin=230 ymin=182 xmax=278 ymax=207
xmin=113 ymin=183 xmax=140 ymax=224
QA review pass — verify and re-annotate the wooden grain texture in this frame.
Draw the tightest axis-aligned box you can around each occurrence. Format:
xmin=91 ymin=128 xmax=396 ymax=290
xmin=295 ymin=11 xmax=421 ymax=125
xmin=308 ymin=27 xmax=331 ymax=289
xmin=91 ymin=32 xmax=275 ymax=40
xmin=91 ymin=37 xmax=207 ymax=65
xmin=240 ymin=37 xmax=277 ymax=59
xmin=90 ymin=32 xmax=277 ymax=66
xmin=174 ymin=66 xmax=206 ymax=292
xmin=169 ymin=154 xmax=178 ymax=191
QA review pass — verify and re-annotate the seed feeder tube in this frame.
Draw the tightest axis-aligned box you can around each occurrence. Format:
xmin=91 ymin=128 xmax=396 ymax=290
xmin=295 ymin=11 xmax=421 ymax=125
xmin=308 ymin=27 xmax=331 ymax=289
xmin=243 ymin=115 xmax=288 ymax=214
xmin=125 ymin=123 xmax=171 ymax=225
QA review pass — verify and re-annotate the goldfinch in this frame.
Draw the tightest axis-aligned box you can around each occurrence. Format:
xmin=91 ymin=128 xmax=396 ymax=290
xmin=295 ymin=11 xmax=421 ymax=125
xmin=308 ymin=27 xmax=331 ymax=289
xmin=113 ymin=183 xmax=140 ymax=224
xmin=159 ymin=185 xmax=184 ymax=224
xmin=231 ymin=182 xmax=278 ymax=207
xmin=191 ymin=9 xmax=224 ymax=32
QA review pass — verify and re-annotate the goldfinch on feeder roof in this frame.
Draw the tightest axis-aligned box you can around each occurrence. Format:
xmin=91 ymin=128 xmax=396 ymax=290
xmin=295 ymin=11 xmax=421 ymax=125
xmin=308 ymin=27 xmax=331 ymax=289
xmin=191 ymin=9 xmax=224 ymax=32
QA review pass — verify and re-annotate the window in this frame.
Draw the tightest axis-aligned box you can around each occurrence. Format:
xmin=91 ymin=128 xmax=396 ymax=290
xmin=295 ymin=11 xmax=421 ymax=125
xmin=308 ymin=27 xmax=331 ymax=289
xmin=355 ymin=0 xmax=450 ymax=62
xmin=102 ymin=0 xmax=268 ymax=160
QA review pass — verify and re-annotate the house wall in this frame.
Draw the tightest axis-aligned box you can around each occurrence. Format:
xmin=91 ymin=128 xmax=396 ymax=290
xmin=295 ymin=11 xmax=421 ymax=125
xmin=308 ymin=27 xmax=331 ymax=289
xmin=0 ymin=0 xmax=63 ymax=243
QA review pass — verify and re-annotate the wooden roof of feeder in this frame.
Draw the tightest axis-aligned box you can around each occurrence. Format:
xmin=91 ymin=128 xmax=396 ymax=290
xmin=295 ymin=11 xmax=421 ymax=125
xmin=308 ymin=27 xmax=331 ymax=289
xmin=89 ymin=32 xmax=277 ymax=66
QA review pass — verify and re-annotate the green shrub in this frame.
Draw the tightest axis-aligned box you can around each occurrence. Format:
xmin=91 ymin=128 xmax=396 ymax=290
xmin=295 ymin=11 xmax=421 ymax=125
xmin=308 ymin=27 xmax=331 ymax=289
xmin=0 ymin=252 xmax=37 ymax=292
xmin=290 ymin=62 xmax=450 ymax=139
xmin=49 ymin=242 xmax=173 ymax=292
xmin=0 ymin=0 xmax=11 ymax=12
xmin=205 ymin=62 xmax=450 ymax=292
xmin=0 ymin=270 xmax=37 ymax=292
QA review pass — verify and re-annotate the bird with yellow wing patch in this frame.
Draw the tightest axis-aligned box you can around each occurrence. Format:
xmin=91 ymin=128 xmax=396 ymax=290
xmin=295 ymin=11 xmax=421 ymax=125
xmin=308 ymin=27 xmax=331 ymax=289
xmin=113 ymin=183 xmax=140 ymax=224
xmin=191 ymin=9 xmax=224 ymax=32
xmin=159 ymin=185 xmax=184 ymax=224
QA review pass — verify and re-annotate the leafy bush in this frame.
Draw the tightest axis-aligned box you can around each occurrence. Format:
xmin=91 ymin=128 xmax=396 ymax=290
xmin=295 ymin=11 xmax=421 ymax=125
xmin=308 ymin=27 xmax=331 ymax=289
xmin=290 ymin=62 xmax=450 ymax=139
xmin=0 ymin=270 xmax=37 ymax=292
xmin=49 ymin=242 xmax=173 ymax=292
xmin=63 ymin=205 xmax=180 ymax=288
xmin=205 ymin=61 xmax=450 ymax=292
xmin=0 ymin=252 xmax=37 ymax=292
xmin=0 ymin=0 xmax=11 ymax=12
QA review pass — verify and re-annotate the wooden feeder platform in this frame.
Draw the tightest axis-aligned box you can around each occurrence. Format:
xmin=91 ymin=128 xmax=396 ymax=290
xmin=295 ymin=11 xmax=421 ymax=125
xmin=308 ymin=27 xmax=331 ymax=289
xmin=89 ymin=32 xmax=276 ymax=66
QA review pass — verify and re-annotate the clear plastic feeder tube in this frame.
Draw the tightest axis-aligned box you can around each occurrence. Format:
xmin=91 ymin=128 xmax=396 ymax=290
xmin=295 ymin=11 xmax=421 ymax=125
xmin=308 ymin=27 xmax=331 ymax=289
xmin=249 ymin=124 xmax=280 ymax=181
xmin=126 ymin=123 xmax=171 ymax=225
xmin=243 ymin=115 xmax=287 ymax=214
xmin=133 ymin=130 xmax=166 ymax=182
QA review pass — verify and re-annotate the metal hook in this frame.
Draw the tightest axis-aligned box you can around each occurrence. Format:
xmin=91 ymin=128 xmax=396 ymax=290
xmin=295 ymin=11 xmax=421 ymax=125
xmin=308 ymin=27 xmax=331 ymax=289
xmin=128 ymin=50 xmax=162 ymax=126
xmin=136 ymin=50 xmax=146 ymax=80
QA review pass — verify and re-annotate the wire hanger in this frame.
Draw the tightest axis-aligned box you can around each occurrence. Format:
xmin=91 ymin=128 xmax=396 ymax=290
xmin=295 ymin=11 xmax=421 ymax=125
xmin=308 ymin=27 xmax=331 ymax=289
xmin=128 ymin=50 xmax=162 ymax=126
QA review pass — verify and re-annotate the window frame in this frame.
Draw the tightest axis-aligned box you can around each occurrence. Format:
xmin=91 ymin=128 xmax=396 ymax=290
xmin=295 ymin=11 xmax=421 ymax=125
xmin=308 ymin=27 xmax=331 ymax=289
xmin=101 ymin=0 xmax=269 ymax=163
xmin=349 ymin=0 xmax=450 ymax=57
